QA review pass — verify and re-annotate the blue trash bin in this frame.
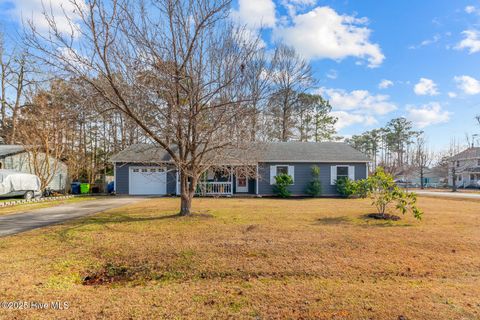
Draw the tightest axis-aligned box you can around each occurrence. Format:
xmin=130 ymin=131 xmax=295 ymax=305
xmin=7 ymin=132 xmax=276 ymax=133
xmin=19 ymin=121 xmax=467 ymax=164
xmin=71 ymin=182 xmax=81 ymax=194
xmin=107 ymin=181 xmax=115 ymax=193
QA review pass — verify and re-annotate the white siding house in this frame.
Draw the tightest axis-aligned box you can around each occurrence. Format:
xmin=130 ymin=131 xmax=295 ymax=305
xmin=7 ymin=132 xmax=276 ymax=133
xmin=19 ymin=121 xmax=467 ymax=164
xmin=448 ymin=147 xmax=480 ymax=188
xmin=0 ymin=145 xmax=68 ymax=191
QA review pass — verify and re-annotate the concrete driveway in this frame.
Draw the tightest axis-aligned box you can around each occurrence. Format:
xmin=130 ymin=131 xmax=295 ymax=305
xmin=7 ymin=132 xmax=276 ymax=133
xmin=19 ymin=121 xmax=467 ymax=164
xmin=0 ymin=197 xmax=143 ymax=237
xmin=415 ymin=190 xmax=480 ymax=199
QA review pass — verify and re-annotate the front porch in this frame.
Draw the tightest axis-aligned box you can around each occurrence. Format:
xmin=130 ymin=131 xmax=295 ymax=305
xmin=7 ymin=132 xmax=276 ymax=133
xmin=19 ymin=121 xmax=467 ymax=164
xmin=176 ymin=166 xmax=258 ymax=196
xmin=456 ymin=171 xmax=480 ymax=188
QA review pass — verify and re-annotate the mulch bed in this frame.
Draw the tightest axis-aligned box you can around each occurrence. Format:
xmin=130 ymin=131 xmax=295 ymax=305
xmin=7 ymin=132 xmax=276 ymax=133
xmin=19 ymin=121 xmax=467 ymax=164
xmin=366 ymin=213 xmax=401 ymax=221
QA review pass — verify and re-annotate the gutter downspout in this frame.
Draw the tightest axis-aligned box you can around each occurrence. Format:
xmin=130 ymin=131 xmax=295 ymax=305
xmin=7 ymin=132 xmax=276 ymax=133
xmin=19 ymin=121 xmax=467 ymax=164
xmin=256 ymin=163 xmax=259 ymax=195
xmin=113 ymin=162 xmax=116 ymax=193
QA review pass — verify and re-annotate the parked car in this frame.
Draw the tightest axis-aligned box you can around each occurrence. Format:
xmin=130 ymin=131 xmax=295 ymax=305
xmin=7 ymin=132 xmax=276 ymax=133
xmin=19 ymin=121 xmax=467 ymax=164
xmin=0 ymin=170 xmax=42 ymax=200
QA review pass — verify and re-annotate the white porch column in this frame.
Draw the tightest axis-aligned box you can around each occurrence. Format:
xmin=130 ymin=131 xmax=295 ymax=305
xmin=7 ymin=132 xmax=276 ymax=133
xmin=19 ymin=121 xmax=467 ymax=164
xmin=230 ymin=167 xmax=234 ymax=195
xmin=176 ymin=170 xmax=180 ymax=195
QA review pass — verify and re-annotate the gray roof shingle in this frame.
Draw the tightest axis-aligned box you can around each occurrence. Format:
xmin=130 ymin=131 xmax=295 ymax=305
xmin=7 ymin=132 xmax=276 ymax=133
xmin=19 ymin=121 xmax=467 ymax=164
xmin=450 ymin=147 xmax=480 ymax=160
xmin=0 ymin=145 xmax=26 ymax=158
xmin=110 ymin=142 xmax=370 ymax=163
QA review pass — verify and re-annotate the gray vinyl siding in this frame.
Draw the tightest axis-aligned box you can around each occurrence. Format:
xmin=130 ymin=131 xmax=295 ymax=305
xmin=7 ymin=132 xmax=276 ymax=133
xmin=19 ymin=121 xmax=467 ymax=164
xmin=114 ymin=162 xmax=177 ymax=195
xmin=0 ymin=152 xmax=68 ymax=190
xmin=257 ymin=162 xmax=367 ymax=196
xmin=114 ymin=163 xmax=129 ymax=194
xmin=166 ymin=169 xmax=177 ymax=195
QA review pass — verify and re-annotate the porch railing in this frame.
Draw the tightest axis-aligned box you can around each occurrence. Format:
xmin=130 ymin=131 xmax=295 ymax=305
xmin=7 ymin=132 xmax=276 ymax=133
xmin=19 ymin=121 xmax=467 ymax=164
xmin=195 ymin=182 xmax=232 ymax=195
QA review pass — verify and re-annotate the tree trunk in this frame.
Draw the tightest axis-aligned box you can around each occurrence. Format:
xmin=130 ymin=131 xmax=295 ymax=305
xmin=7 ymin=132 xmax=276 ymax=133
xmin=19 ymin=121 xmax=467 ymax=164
xmin=179 ymin=172 xmax=195 ymax=216
xmin=420 ymin=167 xmax=424 ymax=189
xmin=452 ymin=166 xmax=457 ymax=192
xmin=180 ymin=193 xmax=193 ymax=216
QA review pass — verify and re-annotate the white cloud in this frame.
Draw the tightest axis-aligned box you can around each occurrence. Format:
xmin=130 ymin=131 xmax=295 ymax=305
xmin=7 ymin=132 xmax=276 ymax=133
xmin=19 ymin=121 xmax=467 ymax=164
xmin=414 ymin=78 xmax=439 ymax=96
xmin=406 ymin=102 xmax=451 ymax=128
xmin=326 ymin=69 xmax=338 ymax=79
xmin=408 ymin=34 xmax=441 ymax=49
xmin=273 ymin=6 xmax=384 ymax=68
xmin=320 ymin=87 xmax=397 ymax=115
xmin=455 ymin=30 xmax=480 ymax=54
xmin=330 ymin=111 xmax=377 ymax=130
xmin=231 ymin=0 xmax=276 ymax=30
xmin=454 ymin=75 xmax=480 ymax=95
xmin=285 ymin=0 xmax=317 ymax=5
xmin=465 ymin=5 xmax=477 ymax=14
xmin=448 ymin=92 xmax=457 ymax=98
xmin=378 ymin=79 xmax=393 ymax=89
xmin=3 ymin=0 xmax=84 ymax=36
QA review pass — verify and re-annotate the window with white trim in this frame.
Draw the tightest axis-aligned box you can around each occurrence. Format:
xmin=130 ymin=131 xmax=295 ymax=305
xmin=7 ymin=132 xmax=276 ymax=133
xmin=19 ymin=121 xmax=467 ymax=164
xmin=336 ymin=166 xmax=349 ymax=181
xmin=276 ymin=166 xmax=288 ymax=176
xmin=269 ymin=165 xmax=294 ymax=185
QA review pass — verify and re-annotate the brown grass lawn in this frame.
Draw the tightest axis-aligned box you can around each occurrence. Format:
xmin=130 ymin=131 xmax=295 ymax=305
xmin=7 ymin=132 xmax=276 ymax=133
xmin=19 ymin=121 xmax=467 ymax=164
xmin=0 ymin=197 xmax=479 ymax=319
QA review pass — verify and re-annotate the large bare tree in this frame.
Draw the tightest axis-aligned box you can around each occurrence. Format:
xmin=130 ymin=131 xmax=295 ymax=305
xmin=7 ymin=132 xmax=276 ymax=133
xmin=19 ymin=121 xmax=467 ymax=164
xmin=0 ymin=34 xmax=34 ymax=143
xmin=412 ymin=135 xmax=433 ymax=189
xmin=16 ymin=82 xmax=70 ymax=190
xmin=267 ymin=44 xmax=314 ymax=142
xmin=27 ymin=0 xmax=264 ymax=215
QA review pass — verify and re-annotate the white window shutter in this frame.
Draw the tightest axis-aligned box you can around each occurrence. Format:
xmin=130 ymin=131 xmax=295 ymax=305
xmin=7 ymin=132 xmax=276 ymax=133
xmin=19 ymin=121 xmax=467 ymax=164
xmin=270 ymin=166 xmax=276 ymax=185
xmin=288 ymin=165 xmax=295 ymax=183
xmin=348 ymin=166 xmax=355 ymax=180
xmin=330 ymin=166 xmax=336 ymax=185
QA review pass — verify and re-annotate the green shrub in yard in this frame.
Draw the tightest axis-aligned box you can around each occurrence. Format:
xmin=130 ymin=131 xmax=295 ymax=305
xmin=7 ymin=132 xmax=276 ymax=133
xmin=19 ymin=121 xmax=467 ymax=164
xmin=335 ymin=177 xmax=357 ymax=198
xmin=273 ymin=173 xmax=293 ymax=198
xmin=305 ymin=166 xmax=322 ymax=197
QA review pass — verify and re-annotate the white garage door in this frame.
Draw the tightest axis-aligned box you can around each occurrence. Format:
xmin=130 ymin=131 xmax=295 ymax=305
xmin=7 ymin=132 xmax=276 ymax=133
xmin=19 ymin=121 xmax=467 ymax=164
xmin=129 ymin=167 xmax=167 ymax=195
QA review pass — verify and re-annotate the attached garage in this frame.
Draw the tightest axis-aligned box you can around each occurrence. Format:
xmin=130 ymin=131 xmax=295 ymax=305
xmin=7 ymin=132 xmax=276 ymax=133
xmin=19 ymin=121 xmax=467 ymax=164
xmin=128 ymin=166 xmax=167 ymax=195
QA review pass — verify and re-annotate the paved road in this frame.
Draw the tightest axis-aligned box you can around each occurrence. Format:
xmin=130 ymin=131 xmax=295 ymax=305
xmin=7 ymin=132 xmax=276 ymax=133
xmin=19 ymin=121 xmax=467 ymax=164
xmin=415 ymin=190 xmax=480 ymax=199
xmin=0 ymin=197 xmax=143 ymax=237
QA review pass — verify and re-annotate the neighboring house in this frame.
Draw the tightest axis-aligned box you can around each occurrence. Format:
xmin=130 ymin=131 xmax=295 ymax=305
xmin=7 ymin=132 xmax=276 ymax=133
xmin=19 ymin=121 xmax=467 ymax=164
xmin=448 ymin=147 xmax=480 ymax=188
xmin=0 ymin=145 xmax=68 ymax=191
xmin=110 ymin=142 xmax=369 ymax=196
xmin=396 ymin=167 xmax=446 ymax=187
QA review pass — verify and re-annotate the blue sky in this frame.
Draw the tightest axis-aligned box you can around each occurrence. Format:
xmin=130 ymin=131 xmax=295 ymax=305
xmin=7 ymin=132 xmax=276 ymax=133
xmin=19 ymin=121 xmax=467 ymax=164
xmin=1 ymin=0 xmax=480 ymax=151
xmin=232 ymin=0 xmax=480 ymax=150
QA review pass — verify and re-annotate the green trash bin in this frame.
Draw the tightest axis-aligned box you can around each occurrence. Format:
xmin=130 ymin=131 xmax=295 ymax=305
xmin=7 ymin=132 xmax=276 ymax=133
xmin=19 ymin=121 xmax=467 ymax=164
xmin=80 ymin=183 xmax=90 ymax=194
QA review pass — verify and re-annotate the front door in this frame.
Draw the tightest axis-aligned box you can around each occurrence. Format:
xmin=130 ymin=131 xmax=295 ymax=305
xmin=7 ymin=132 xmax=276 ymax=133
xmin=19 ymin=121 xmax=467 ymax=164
xmin=236 ymin=175 xmax=248 ymax=193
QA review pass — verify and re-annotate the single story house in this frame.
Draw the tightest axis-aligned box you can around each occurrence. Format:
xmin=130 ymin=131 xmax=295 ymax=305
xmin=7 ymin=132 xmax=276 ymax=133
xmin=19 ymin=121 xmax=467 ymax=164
xmin=110 ymin=142 xmax=369 ymax=196
xmin=0 ymin=145 xmax=68 ymax=191
xmin=395 ymin=167 xmax=447 ymax=188
xmin=448 ymin=147 xmax=480 ymax=188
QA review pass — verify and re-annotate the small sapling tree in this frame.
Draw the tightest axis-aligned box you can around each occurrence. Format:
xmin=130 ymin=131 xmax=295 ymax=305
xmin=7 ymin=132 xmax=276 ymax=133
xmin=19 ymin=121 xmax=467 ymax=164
xmin=359 ymin=167 xmax=423 ymax=220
